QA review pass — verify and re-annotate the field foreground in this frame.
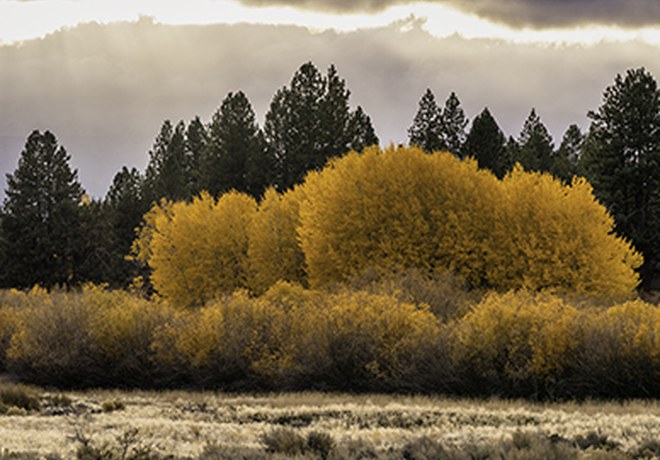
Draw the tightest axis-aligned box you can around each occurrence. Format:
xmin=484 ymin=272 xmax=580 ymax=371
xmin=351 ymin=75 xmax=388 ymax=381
xmin=2 ymin=387 xmax=660 ymax=459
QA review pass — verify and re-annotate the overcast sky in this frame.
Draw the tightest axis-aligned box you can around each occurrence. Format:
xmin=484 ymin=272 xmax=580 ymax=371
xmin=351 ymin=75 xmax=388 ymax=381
xmin=1 ymin=0 xmax=660 ymax=198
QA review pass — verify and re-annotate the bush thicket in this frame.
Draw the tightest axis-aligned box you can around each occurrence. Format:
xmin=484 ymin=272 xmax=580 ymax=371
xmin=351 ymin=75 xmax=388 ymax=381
xmin=1 ymin=283 xmax=660 ymax=398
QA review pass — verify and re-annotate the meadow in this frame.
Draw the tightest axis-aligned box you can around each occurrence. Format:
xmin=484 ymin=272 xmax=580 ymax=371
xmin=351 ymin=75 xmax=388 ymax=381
xmin=2 ymin=381 xmax=660 ymax=459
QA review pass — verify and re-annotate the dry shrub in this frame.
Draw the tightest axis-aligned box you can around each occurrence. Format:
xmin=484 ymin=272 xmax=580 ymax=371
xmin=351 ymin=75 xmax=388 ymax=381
xmin=6 ymin=286 xmax=172 ymax=387
xmin=452 ymin=290 xmax=579 ymax=396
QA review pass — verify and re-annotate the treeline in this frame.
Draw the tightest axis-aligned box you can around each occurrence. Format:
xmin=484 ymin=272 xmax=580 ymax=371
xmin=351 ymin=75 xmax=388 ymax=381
xmin=0 ymin=64 xmax=659 ymax=291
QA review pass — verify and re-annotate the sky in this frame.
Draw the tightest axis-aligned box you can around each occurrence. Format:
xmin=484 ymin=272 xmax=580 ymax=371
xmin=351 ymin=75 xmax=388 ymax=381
xmin=1 ymin=0 xmax=660 ymax=198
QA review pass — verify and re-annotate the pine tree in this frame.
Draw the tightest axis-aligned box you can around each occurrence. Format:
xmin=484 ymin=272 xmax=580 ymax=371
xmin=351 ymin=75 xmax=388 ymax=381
xmin=77 ymin=198 xmax=116 ymax=285
xmin=582 ymin=67 xmax=660 ymax=286
xmin=265 ymin=62 xmax=326 ymax=190
xmin=264 ymin=62 xmax=370 ymax=190
xmin=408 ymin=89 xmax=444 ymax=153
xmin=320 ymin=64 xmax=352 ymax=158
xmin=1 ymin=130 xmax=84 ymax=288
xmin=441 ymin=92 xmax=469 ymax=157
xmin=143 ymin=120 xmax=190 ymax=204
xmin=202 ymin=91 xmax=270 ymax=198
xmin=516 ymin=108 xmax=554 ymax=172
xmin=347 ymin=106 xmax=379 ymax=152
xmin=185 ymin=116 xmax=208 ymax=196
xmin=551 ymin=124 xmax=584 ymax=182
xmin=463 ymin=108 xmax=510 ymax=178
xmin=104 ymin=166 xmax=147 ymax=286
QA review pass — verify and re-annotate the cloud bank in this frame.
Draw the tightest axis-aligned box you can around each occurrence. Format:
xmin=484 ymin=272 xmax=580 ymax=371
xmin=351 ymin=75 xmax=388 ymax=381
xmin=239 ymin=0 xmax=660 ymax=28
xmin=1 ymin=20 xmax=659 ymax=198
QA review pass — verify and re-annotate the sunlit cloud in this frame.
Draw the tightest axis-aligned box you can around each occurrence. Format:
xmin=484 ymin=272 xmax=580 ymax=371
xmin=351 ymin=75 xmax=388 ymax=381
xmin=2 ymin=0 xmax=660 ymax=47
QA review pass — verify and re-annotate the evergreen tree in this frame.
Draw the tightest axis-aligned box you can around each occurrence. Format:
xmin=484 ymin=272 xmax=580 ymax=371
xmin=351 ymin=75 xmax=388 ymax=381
xmin=505 ymin=136 xmax=521 ymax=172
xmin=441 ymin=92 xmax=469 ymax=157
xmin=347 ymin=106 xmax=379 ymax=152
xmin=202 ymin=91 xmax=270 ymax=198
xmin=1 ymin=130 xmax=84 ymax=288
xmin=582 ymin=67 xmax=660 ymax=286
xmin=77 ymin=198 xmax=116 ymax=285
xmin=185 ymin=116 xmax=208 ymax=196
xmin=516 ymin=109 xmax=554 ymax=172
xmin=104 ymin=166 xmax=147 ymax=286
xmin=463 ymin=108 xmax=510 ymax=178
xmin=143 ymin=120 xmax=189 ymax=204
xmin=320 ymin=65 xmax=352 ymax=158
xmin=265 ymin=63 xmax=325 ymax=190
xmin=264 ymin=62 xmax=370 ymax=190
xmin=551 ymin=124 xmax=584 ymax=182
xmin=408 ymin=89 xmax=444 ymax=153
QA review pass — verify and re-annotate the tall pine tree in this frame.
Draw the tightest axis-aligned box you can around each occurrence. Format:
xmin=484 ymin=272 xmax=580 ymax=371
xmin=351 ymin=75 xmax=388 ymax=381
xmin=515 ymin=108 xmax=554 ymax=172
xmin=463 ymin=107 xmax=510 ymax=178
xmin=202 ymin=91 xmax=270 ymax=198
xmin=347 ymin=106 xmax=379 ymax=152
xmin=185 ymin=116 xmax=208 ymax=196
xmin=582 ymin=67 xmax=660 ymax=287
xmin=143 ymin=120 xmax=190 ymax=204
xmin=1 ymin=130 xmax=84 ymax=288
xmin=265 ymin=62 xmax=378 ymax=190
xmin=408 ymin=88 xmax=444 ymax=153
xmin=441 ymin=92 xmax=468 ymax=157
xmin=551 ymin=124 xmax=584 ymax=182
xmin=104 ymin=166 xmax=147 ymax=286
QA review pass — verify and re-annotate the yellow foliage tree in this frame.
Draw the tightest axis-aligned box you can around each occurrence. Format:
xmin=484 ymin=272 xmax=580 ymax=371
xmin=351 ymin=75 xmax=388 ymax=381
xmin=298 ymin=145 xmax=641 ymax=300
xmin=299 ymin=145 xmax=499 ymax=287
xmin=487 ymin=167 xmax=641 ymax=300
xmin=134 ymin=191 xmax=257 ymax=306
xmin=247 ymin=186 xmax=307 ymax=293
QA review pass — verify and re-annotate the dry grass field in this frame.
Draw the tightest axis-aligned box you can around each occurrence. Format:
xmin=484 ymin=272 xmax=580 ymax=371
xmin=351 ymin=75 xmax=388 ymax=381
xmin=2 ymin=380 xmax=660 ymax=459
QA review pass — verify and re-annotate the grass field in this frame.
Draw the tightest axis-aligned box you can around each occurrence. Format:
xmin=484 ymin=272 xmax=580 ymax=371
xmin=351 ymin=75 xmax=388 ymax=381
xmin=2 ymin=381 xmax=660 ymax=459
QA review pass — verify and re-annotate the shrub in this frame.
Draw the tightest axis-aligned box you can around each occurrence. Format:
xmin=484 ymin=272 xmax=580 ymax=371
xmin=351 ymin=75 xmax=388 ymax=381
xmin=306 ymin=431 xmax=335 ymax=459
xmin=0 ymin=384 xmax=40 ymax=411
xmin=452 ymin=290 xmax=579 ymax=396
xmin=562 ymin=301 xmax=660 ymax=397
xmin=6 ymin=286 xmax=172 ymax=387
xmin=260 ymin=428 xmax=307 ymax=456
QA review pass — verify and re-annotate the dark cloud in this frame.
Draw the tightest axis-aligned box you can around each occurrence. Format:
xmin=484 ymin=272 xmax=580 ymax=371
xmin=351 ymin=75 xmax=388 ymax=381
xmin=1 ymin=20 xmax=659 ymax=198
xmin=238 ymin=0 xmax=660 ymax=28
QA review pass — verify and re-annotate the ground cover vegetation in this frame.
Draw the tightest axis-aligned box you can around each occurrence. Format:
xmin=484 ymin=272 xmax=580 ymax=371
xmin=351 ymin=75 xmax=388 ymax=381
xmin=0 ymin=64 xmax=659 ymax=399
xmin=1 ymin=388 xmax=660 ymax=459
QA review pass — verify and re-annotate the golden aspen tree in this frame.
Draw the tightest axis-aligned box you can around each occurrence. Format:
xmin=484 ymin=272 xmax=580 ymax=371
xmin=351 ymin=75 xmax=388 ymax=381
xmin=298 ymin=145 xmax=641 ymax=299
xmin=299 ymin=145 xmax=500 ymax=287
xmin=487 ymin=167 xmax=641 ymax=301
xmin=247 ymin=186 xmax=307 ymax=293
xmin=134 ymin=191 xmax=257 ymax=306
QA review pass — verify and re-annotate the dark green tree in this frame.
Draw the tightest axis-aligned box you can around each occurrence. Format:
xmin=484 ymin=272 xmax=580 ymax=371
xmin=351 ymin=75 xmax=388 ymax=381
xmin=201 ymin=91 xmax=270 ymax=198
xmin=265 ymin=62 xmax=326 ymax=190
xmin=515 ymin=108 xmax=554 ymax=172
xmin=264 ymin=62 xmax=370 ymax=190
xmin=408 ymin=88 xmax=444 ymax=153
xmin=462 ymin=107 xmax=510 ymax=178
xmin=77 ymin=198 xmax=116 ymax=285
xmin=143 ymin=120 xmax=189 ymax=204
xmin=320 ymin=65 xmax=352 ymax=158
xmin=1 ymin=130 xmax=84 ymax=288
xmin=583 ymin=67 xmax=660 ymax=287
xmin=551 ymin=124 xmax=584 ymax=182
xmin=347 ymin=106 xmax=379 ymax=152
xmin=441 ymin=92 xmax=469 ymax=157
xmin=104 ymin=166 xmax=147 ymax=286
xmin=185 ymin=116 xmax=208 ymax=196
